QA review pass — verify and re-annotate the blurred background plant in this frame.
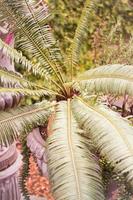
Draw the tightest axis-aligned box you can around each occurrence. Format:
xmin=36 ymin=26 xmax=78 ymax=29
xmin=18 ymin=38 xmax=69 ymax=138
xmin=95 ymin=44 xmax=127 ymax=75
xmin=48 ymin=0 xmax=133 ymax=69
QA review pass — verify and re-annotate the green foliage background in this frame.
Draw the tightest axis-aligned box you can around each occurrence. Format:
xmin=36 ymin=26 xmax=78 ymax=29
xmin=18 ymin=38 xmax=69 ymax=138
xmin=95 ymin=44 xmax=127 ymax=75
xmin=16 ymin=0 xmax=133 ymax=75
xmin=48 ymin=0 xmax=133 ymax=70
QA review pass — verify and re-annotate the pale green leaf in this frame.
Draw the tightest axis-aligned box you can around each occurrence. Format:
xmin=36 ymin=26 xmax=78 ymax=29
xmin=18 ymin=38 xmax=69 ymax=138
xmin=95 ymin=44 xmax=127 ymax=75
xmin=47 ymin=100 xmax=104 ymax=200
xmin=0 ymin=0 xmax=65 ymax=82
xmin=0 ymin=38 xmax=43 ymax=77
xmin=70 ymin=0 xmax=98 ymax=67
xmin=0 ymin=66 xmax=50 ymax=91
xmin=0 ymin=87 xmax=52 ymax=97
xmin=0 ymin=100 xmax=53 ymax=146
xmin=72 ymin=98 xmax=133 ymax=188
xmin=77 ymin=64 xmax=133 ymax=96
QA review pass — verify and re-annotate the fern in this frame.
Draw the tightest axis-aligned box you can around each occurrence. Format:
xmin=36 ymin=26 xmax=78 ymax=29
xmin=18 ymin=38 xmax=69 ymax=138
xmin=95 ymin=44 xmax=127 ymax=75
xmin=0 ymin=100 xmax=54 ymax=146
xmin=0 ymin=0 xmax=65 ymax=84
xmin=77 ymin=64 xmax=133 ymax=96
xmin=0 ymin=0 xmax=133 ymax=199
xmin=72 ymin=98 xmax=133 ymax=188
xmin=0 ymin=38 xmax=45 ymax=78
xmin=0 ymin=66 xmax=42 ymax=88
xmin=47 ymin=100 xmax=104 ymax=200
xmin=0 ymin=87 xmax=53 ymax=97
xmin=19 ymin=132 xmax=31 ymax=200
xmin=69 ymin=0 xmax=98 ymax=79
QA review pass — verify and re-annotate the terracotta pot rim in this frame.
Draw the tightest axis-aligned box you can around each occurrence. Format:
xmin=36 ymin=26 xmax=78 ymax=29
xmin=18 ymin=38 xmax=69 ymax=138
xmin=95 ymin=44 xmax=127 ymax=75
xmin=0 ymin=154 xmax=22 ymax=179
xmin=0 ymin=143 xmax=18 ymax=171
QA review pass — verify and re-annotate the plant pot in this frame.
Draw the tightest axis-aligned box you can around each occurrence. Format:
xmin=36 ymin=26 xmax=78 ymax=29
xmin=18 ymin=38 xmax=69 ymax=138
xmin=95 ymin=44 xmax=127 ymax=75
xmin=27 ymin=128 xmax=48 ymax=177
xmin=0 ymin=143 xmax=22 ymax=200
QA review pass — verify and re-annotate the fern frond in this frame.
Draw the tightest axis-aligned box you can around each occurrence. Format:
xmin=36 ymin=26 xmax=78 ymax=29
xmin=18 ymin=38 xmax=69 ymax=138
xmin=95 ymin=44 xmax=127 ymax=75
xmin=0 ymin=38 xmax=48 ymax=78
xmin=0 ymin=100 xmax=54 ymax=146
xmin=69 ymin=0 xmax=98 ymax=79
xmin=22 ymin=0 xmax=64 ymax=77
xmin=0 ymin=87 xmax=53 ymax=97
xmin=19 ymin=154 xmax=30 ymax=200
xmin=19 ymin=135 xmax=31 ymax=200
xmin=47 ymin=100 xmax=104 ymax=200
xmin=0 ymin=0 xmax=65 ymax=84
xmin=77 ymin=64 xmax=133 ymax=96
xmin=72 ymin=98 xmax=133 ymax=189
xmin=0 ymin=66 xmax=44 ymax=89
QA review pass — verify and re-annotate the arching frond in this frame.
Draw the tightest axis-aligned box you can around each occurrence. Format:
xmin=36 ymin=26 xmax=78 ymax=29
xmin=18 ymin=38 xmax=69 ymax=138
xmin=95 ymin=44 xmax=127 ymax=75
xmin=0 ymin=37 xmax=48 ymax=78
xmin=0 ymin=66 xmax=43 ymax=88
xmin=47 ymin=100 xmax=104 ymax=200
xmin=19 ymin=132 xmax=31 ymax=200
xmin=0 ymin=0 xmax=65 ymax=84
xmin=0 ymin=39 xmax=67 ymax=94
xmin=0 ymin=100 xmax=54 ymax=146
xmin=77 ymin=64 xmax=133 ymax=96
xmin=69 ymin=0 xmax=98 ymax=79
xmin=0 ymin=87 xmax=53 ymax=97
xmin=72 ymin=98 xmax=133 ymax=188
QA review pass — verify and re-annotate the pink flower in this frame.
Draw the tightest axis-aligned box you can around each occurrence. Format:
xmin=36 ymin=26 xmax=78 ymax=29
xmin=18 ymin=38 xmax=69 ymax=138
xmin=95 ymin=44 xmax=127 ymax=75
xmin=4 ymin=33 xmax=14 ymax=45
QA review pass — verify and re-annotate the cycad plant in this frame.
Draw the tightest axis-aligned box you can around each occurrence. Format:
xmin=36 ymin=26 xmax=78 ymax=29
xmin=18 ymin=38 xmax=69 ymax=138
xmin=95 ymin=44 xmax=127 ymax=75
xmin=0 ymin=0 xmax=133 ymax=199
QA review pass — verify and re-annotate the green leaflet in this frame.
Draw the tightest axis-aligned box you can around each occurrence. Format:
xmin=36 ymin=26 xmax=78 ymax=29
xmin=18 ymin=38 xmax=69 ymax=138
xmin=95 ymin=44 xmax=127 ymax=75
xmin=72 ymin=98 xmax=133 ymax=188
xmin=77 ymin=64 xmax=133 ymax=96
xmin=0 ymin=87 xmax=52 ymax=97
xmin=47 ymin=100 xmax=104 ymax=200
xmin=0 ymin=0 xmax=65 ymax=85
xmin=0 ymin=100 xmax=53 ymax=146
xmin=0 ymin=38 xmax=43 ymax=77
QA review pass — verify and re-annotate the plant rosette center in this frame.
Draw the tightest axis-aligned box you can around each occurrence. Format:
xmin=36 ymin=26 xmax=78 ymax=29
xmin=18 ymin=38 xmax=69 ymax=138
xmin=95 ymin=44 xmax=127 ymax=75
xmin=56 ymin=82 xmax=80 ymax=101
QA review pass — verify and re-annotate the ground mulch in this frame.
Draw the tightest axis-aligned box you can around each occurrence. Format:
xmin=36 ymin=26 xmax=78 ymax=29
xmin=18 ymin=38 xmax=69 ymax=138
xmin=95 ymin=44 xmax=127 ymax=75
xmin=17 ymin=142 xmax=54 ymax=200
xmin=26 ymin=156 xmax=54 ymax=200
